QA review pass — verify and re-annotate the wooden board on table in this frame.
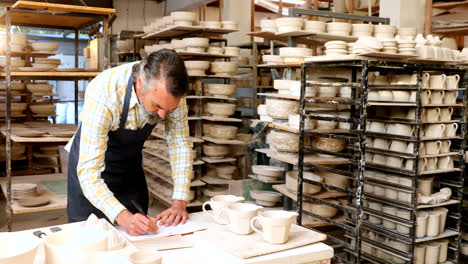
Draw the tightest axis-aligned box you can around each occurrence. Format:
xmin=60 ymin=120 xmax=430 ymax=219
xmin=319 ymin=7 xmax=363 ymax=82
xmin=273 ymin=184 xmax=346 ymax=202
xmin=0 ymin=173 xmax=66 ymax=214
xmin=190 ymin=211 xmax=327 ymax=259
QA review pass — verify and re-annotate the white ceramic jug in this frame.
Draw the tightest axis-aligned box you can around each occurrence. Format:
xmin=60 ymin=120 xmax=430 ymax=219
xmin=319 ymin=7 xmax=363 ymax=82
xmin=220 ymin=203 xmax=263 ymax=235
xmin=250 ymin=210 xmax=298 ymax=244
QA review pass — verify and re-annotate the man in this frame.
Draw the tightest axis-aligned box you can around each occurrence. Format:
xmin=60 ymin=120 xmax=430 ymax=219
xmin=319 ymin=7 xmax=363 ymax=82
xmin=66 ymin=49 xmax=193 ymax=236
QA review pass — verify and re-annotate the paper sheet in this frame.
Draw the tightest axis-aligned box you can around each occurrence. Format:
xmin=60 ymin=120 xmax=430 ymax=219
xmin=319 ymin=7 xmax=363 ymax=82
xmin=116 ymin=220 xmax=205 ymax=241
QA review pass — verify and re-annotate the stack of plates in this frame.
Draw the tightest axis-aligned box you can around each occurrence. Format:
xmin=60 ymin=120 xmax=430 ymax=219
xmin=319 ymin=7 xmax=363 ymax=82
xmin=12 ymin=183 xmax=38 ymax=199
xmin=324 ymin=40 xmax=348 ymax=56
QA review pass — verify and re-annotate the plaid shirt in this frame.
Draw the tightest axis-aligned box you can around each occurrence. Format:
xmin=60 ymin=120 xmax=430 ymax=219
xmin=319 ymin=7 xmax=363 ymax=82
xmin=65 ymin=62 xmax=193 ymax=223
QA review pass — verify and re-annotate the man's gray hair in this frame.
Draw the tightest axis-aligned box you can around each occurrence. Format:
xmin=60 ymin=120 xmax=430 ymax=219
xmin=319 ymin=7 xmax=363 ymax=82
xmin=131 ymin=49 xmax=189 ymax=98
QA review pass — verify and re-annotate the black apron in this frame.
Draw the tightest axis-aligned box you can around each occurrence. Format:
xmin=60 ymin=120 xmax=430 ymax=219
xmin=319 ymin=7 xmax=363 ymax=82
xmin=67 ymin=77 xmax=156 ymax=223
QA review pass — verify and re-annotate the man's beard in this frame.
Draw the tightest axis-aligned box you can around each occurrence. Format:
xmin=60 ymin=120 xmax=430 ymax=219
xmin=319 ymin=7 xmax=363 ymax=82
xmin=139 ymin=103 xmax=161 ymax=125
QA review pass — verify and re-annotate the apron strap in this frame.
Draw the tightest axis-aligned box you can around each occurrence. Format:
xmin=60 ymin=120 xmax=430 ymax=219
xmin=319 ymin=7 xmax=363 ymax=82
xmin=119 ymin=77 xmax=134 ymax=129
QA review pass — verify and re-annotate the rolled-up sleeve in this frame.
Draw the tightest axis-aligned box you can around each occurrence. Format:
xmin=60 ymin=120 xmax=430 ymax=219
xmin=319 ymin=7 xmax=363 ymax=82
xmin=77 ymin=80 xmax=126 ymax=223
xmin=165 ymin=98 xmax=193 ymax=201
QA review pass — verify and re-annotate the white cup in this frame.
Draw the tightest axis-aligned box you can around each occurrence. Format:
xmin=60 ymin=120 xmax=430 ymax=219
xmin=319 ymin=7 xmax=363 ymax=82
xmin=444 ymin=123 xmax=458 ymax=137
xmin=422 ymin=90 xmax=431 ymax=105
xmin=250 ymin=210 xmax=298 ymax=244
xmin=429 ymin=74 xmax=447 ymax=89
xmin=424 ymin=141 xmax=442 ymax=155
xmin=439 ymin=107 xmax=453 ymax=121
xmin=220 ymin=203 xmax=263 ymax=235
xmin=423 ymin=108 xmax=440 ymax=122
xmin=202 ymin=195 xmax=245 ymax=224
xmin=427 ymin=211 xmax=441 ymax=237
xmin=443 ymin=91 xmax=457 ymax=105
xmin=440 ymin=140 xmax=451 ymax=153
xmin=438 ymin=156 xmax=454 ymax=170
xmin=415 ymin=211 xmax=428 ymax=238
xmin=424 ymin=124 xmax=446 ymax=138
xmin=446 ymin=74 xmax=460 ymax=89
xmin=425 ymin=157 xmax=438 ymax=171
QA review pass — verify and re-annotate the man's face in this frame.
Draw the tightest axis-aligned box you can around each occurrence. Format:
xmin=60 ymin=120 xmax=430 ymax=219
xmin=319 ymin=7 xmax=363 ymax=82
xmin=136 ymin=75 xmax=181 ymax=123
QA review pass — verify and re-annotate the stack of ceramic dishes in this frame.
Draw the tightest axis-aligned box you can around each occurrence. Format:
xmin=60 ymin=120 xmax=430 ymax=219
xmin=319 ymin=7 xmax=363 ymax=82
xmin=324 ymin=41 xmax=348 ymax=56
xmin=304 ymin=21 xmax=326 ymax=33
xmin=275 ymin=17 xmax=303 ymax=33
xmin=184 ymin=61 xmax=210 ymax=76
xmin=279 ymin=47 xmax=312 ymax=63
xmin=374 ymin=24 xmax=396 ymax=40
xmin=183 ymin=37 xmax=209 ymax=53
xmin=1 ymin=34 xmax=27 ymax=54
xmin=207 ymin=46 xmax=224 ymax=55
xmin=250 ymin=190 xmax=282 ymax=206
xmin=327 ymin=22 xmax=352 ymax=36
xmin=30 ymin=42 xmax=59 ymax=53
xmin=203 ymin=21 xmax=222 ymax=29
xmin=26 ymin=82 xmax=53 ymax=95
xmin=210 ymin=61 xmax=238 ymax=77
xmin=171 ymin=39 xmax=185 ymax=52
xmin=222 ymin=21 xmax=238 ymax=30
xmin=32 ymin=58 xmax=61 ymax=71
xmin=29 ymin=104 xmax=56 ymax=116
xmin=0 ymin=58 xmax=26 ymax=70
xmin=381 ymin=39 xmax=398 ymax=54
xmin=352 ymin=23 xmax=373 ymax=37
xmin=398 ymin=27 xmax=417 ymax=40
xmin=352 ymin=36 xmax=383 ymax=54
xmin=397 ymin=40 xmax=416 ymax=55
xmin=170 ymin=11 xmax=197 ymax=26
xmin=224 ymin=47 xmax=240 ymax=56
xmin=262 ymin=55 xmax=283 ymax=65
xmin=252 ymin=165 xmax=285 ymax=182
xmin=12 ymin=183 xmax=38 ymax=199
xmin=260 ymin=19 xmax=277 ymax=32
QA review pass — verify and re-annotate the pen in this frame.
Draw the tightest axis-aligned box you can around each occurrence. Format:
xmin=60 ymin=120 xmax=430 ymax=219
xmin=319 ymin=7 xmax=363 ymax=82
xmin=131 ymin=200 xmax=149 ymax=219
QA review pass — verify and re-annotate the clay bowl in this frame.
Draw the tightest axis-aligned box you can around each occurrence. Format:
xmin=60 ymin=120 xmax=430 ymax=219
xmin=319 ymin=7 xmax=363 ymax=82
xmin=250 ymin=190 xmax=283 ymax=207
xmin=317 ymin=170 xmax=349 ymax=189
xmin=184 ymin=60 xmax=210 ymax=75
xmin=304 ymin=20 xmax=326 ymax=33
xmin=303 ymin=199 xmax=339 ymax=218
xmin=31 ymin=42 xmax=59 ymax=52
xmin=262 ymin=55 xmax=283 ymax=64
xmin=210 ymin=61 xmax=238 ymax=76
xmin=204 ymin=83 xmax=236 ymax=97
xmin=216 ymin=164 xmax=237 ymax=179
xmin=207 ymin=46 xmax=224 ymax=55
xmin=0 ymin=232 xmax=41 ymax=264
xmin=224 ymin=47 xmax=240 ymax=56
xmin=204 ymin=21 xmax=222 ymax=29
xmin=275 ymin=17 xmax=304 ymax=31
xmin=29 ymin=104 xmax=56 ymax=114
xmin=203 ymin=143 xmax=230 ymax=158
xmin=286 ymin=170 xmax=323 ymax=194
xmin=268 ymin=130 xmax=299 ymax=153
xmin=44 ymin=227 xmax=108 ymax=264
xmin=171 ymin=39 xmax=186 ymax=50
xmin=208 ymin=124 xmax=238 ymax=140
xmin=279 ymin=47 xmax=312 ymax=58
xmin=130 ymin=250 xmax=162 ymax=264
xmin=252 ymin=165 xmax=284 ymax=177
xmin=0 ymin=82 xmax=25 ymax=91
xmin=183 ymin=37 xmax=209 ymax=48
xmin=327 ymin=22 xmax=352 ymax=33
xmin=26 ymin=83 xmax=53 ymax=94
xmin=222 ymin=21 xmax=238 ymax=30
xmin=206 ymin=102 xmax=236 ymax=117
xmin=0 ymin=103 xmax=27 ymax=112
xmin=310 ymin=136 xmax=347 ymax=153
xmin=265 ymin=99 xmax=299 ymax=119
xmin=170 ymin=11 xmax=197 ymax=22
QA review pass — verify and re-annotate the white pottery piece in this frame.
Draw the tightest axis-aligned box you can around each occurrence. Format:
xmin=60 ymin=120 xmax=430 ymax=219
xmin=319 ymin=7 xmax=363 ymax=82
xmin=252 ymin=165 xmax=284 ymax=177
xmin=382 ymin=205 xmax=397 ymax=229
xmin=210 ymin=61 xmax=238 ymax=76
xmin=250 ymin=210 xmax=298 ymax=244
xmin=265 ymin=99 xmax=299 ymax=119
xmin=426 ymin=211 xmax=441 ymax=237
xmin=268 ymin=130 xmax=299 ymax=152
xmin=250 ymin=190 xmax=282 ymax=207
xmin=425 ymin=242 xmax=440 ymax=264
xmin=208 ymin=124 xmax=238 ymax=140
xmin=31 ymin=42 xmax=59 ymax=52
xmin=202 ymin=143 xmax=230 ymax=158
xmin=220 ymin=203 xmax=263 ymax=235
xmin=285 ymin=171 xmax=322 ymax=194
xmin=202 ymin=195 xmax=245 ymax=224
xmin=221 ymin=21 xmax=238 ymax=30
xmin=414 ymin=244 xmax=426 ymax=264
xmin=415 ymin=211 xmax=428 ymax=238
xmin=0 ymin=232 xmax=40 ymax=264
xmin=303 ymin=199 xmax=339 ymax=218
xmin=204 ymin=83 xmax=236 ymax=97
xmin=433 ymin=207 xmax=448 ymax=234
xmin=438 ymin=239 xmax=449 ymax=263
xmin=206 ymin=102 xmax=236 ymax=117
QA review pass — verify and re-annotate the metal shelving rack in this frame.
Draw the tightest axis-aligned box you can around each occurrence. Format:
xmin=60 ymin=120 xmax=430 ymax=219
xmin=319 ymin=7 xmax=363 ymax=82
xmin=298 ymin=58 xmax=467 ymax=263
xmin=1 ymin=1 xmax=115 ymax=231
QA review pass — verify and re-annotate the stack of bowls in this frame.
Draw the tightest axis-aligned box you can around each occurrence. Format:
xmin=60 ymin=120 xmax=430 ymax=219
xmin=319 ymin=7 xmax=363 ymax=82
xmin=171 ymin=39 xmax=186 ymax=52
xmin=252 ymin=165 xmax=285 ymax=182
xmin=324 ymin=41 xmax=348 ymax=56
xmin=12 ymin=183 xmax=38 ymax=199
xmin=204 ymin=21 xmax=222 ymax=29
xmin=210 ymin=61 xmax=238 ymax=76
xmin=162 ymin=16 xmax=174 ymax=29
xmin=275 ymin=17 xmax=304 ymax=33
xmin=183 ymin=37 xmax=209 ymax=53
xmin=260 ymin=19 xmax=277 ymax=32
xmin=170 ymin=11 xmax=197 ymax=26
xmin=398 ymin=40 xmax=416 ymax=55
xmin=207 ymin=46 xmax=224 ymax=55
xmin=32 ymin=58 xmax=61 ymax=71
xmin=27 ymin=82 xmax=53 ymax=95
xmin=1 ymin=34 xmax=27 ymax=53
xmin=224 ymin=47 xmax=240 ymax=56
xmin=352 ymin=23 xmax=374 ymax=37
xmin=30 ymin=104 xmax=56 ymax=116
xmin=222 ymin=21 xmax=238 ymax=30
xmin=279 ymin=47 xmax=312 ymax=63
xmin=262 ymin=55 xmax=283 ymax=65
xmin=327 ymin=22 xmax=352 ymax=36
xmin=184 ymin=61 xmax=210 ymax=76
xmin=30 ymin=42 xmax=59 ymax=53
xmin=381 ymin=39 xmax=398 ymax=54
xmin=304 ymin=21 xmax=326 ymax=33
xmin=398 ymin=27 xmax=418 ymax=40
xmin=353 ymin=36 xmax=383 ymax=54
xmin=374 ymin=24 xmax=396 ymax=40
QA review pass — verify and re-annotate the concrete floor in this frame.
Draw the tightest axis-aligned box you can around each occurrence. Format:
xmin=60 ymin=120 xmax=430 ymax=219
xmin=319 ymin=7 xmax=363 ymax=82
xmin=0 ymin=148 xmax=166 ymax=232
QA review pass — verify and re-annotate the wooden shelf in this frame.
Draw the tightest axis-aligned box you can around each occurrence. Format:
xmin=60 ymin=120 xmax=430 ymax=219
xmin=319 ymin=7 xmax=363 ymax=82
xmin=0 ymin=71 xmax=100 ymax=80
xmin=201 ymin=116 xmax=242 ymax=122
xmin=150 ymin=131 xmax=204 ymax=143
xmin=0 ymin=173 xmax=66 ymax=214
xmin=202 ymin=136 xmax=246 ymax=145
xmin=142 ymin=25 xmax=238 ymax=40
xmin=247 ymin=30 xmax=357 ymax=43
xmin=201 ymin=156 xmax=237 ymax=163
xmin=177 ymin=51 xmax=236 ymax=58
xmin=432 ymin=26 xmax=468 ymax=36
xmin=258 ymin=63 xmax=303 ymax=68
xmin=256 ymin=148 xmax=349 ymax=166
xmin=273 ymin=184 xmax=346 ymax=202
xmin=432 ymin=0 xmax=468 ymax=9
xmin=143 ymin=148 xmax=170 ymax=162
xmin=0 ymin=51 xmax=56 ymax=58
xmin=417 ymin=199 xmax=459 ymax=209
xmin=257 ymin=93 xmax=299 ymax=100
xmin=249 ymin=174 xmax=284 ymax=184
xmin=186 ymin=95 xmax=237 ymax=101
xmin=201 ymin=175 xmax=232 ymax=185
xmin=0 ymin=1 xmax=115 ymax=30
xmin=414 ymin=229 xmax=459 ymax=243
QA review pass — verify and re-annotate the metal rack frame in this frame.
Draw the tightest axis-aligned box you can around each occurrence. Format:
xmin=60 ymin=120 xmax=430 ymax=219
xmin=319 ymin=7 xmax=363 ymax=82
xmin=297 ymin=58 xmax=467 ymax=263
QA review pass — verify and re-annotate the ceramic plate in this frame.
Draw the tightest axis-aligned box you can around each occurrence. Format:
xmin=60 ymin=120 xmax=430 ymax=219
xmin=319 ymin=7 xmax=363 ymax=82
xmin=18 ymin=197 xmax=50 ymax=207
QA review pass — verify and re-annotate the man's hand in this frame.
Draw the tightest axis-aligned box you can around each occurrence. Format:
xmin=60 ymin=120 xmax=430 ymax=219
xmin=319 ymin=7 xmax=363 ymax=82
xmin=155 ymin=200 xmax=188 ymax=226
xmin=115 ymin=209 xmax=158 ymax=236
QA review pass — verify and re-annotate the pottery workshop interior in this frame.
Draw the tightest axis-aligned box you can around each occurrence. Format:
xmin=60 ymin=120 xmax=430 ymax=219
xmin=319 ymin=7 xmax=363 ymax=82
xmin=4 ymin=0 xmax=468 ymax=263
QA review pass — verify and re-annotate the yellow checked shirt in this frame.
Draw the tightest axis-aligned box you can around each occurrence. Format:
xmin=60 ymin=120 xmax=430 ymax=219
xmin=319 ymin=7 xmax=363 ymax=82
xmin=65 ymin=62 xmax=193 ymax=223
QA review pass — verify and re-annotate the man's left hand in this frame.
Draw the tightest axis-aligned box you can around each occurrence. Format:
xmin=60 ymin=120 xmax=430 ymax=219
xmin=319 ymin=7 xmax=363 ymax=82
xmin=155 ymin=200 xmax=188 ymax=226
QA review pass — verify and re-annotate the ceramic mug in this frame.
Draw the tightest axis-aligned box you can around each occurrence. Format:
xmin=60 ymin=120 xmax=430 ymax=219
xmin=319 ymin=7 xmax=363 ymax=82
xmin=220 ymin=203 xmax=263 ymax=235
xmin=427 ymin=211 xmax=441 ymax=237
xmin=438 ymin=156 xmax=454 ymax=170
xmin=371 ymin=74 xmax=389 ymax=85
xmin=425 ymin=157 xmax=438 ymax=171
xmin=444 ymin=123 xmax=458 ymax=137
xmin=389 ymin=140 xmax=407 ymax=153
xmin=440 ymin=140 xmax=451 ymax=153
xmin=443 ymin=91 xmax=458 ymax=104
xmin=373 ymin=138 xmax=389 ymax=149
xmin=434 ymin=208 xmax=449 ymax=234
xmin=368 ymin=121 xmax=387 ymax=133
xmin=387 ymin=123 xmax=413 ymax=136
xmin=423 ymin=108 xmax=440 ymax=122
xmin=424 ymin=141 xmax=442 ymax=155
xmin=424 ymin=124 xmax=445 ymax=138
xmin=439 ymin=107 xmax=453 ymax=121
xmin=392 ymin=90 xmax=410 ymax=102
xmin=425 ymin=242 xmax=440 ymax=264
xmin=433 ymin=47 xmax=444 ymax=60
xmin=446 ymin=74 xmax=460 ymax=89
xmin=422 ymin=90 xmax=431 ymax=105
xmin=250 ymin=210 xmax=298 ymax=244
xmin=202 ymin=195 xmax=245 ymax=224
xmin=430 ymin=90 xmax=444 ymax=105
xmin=421 ymin=72 xmax=431 ymax=88
xmin=429 ymin=74 xmax=446 ymax=89
xmin=415 ymin=211 xmax=428 ymax=238
xmin=416 ymin=45 xmax=434 ymax=60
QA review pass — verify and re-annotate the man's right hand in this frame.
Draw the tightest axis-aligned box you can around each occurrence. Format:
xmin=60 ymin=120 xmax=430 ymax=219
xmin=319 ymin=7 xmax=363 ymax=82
xmin=115 ymin=209 xmax=158 ymax=236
